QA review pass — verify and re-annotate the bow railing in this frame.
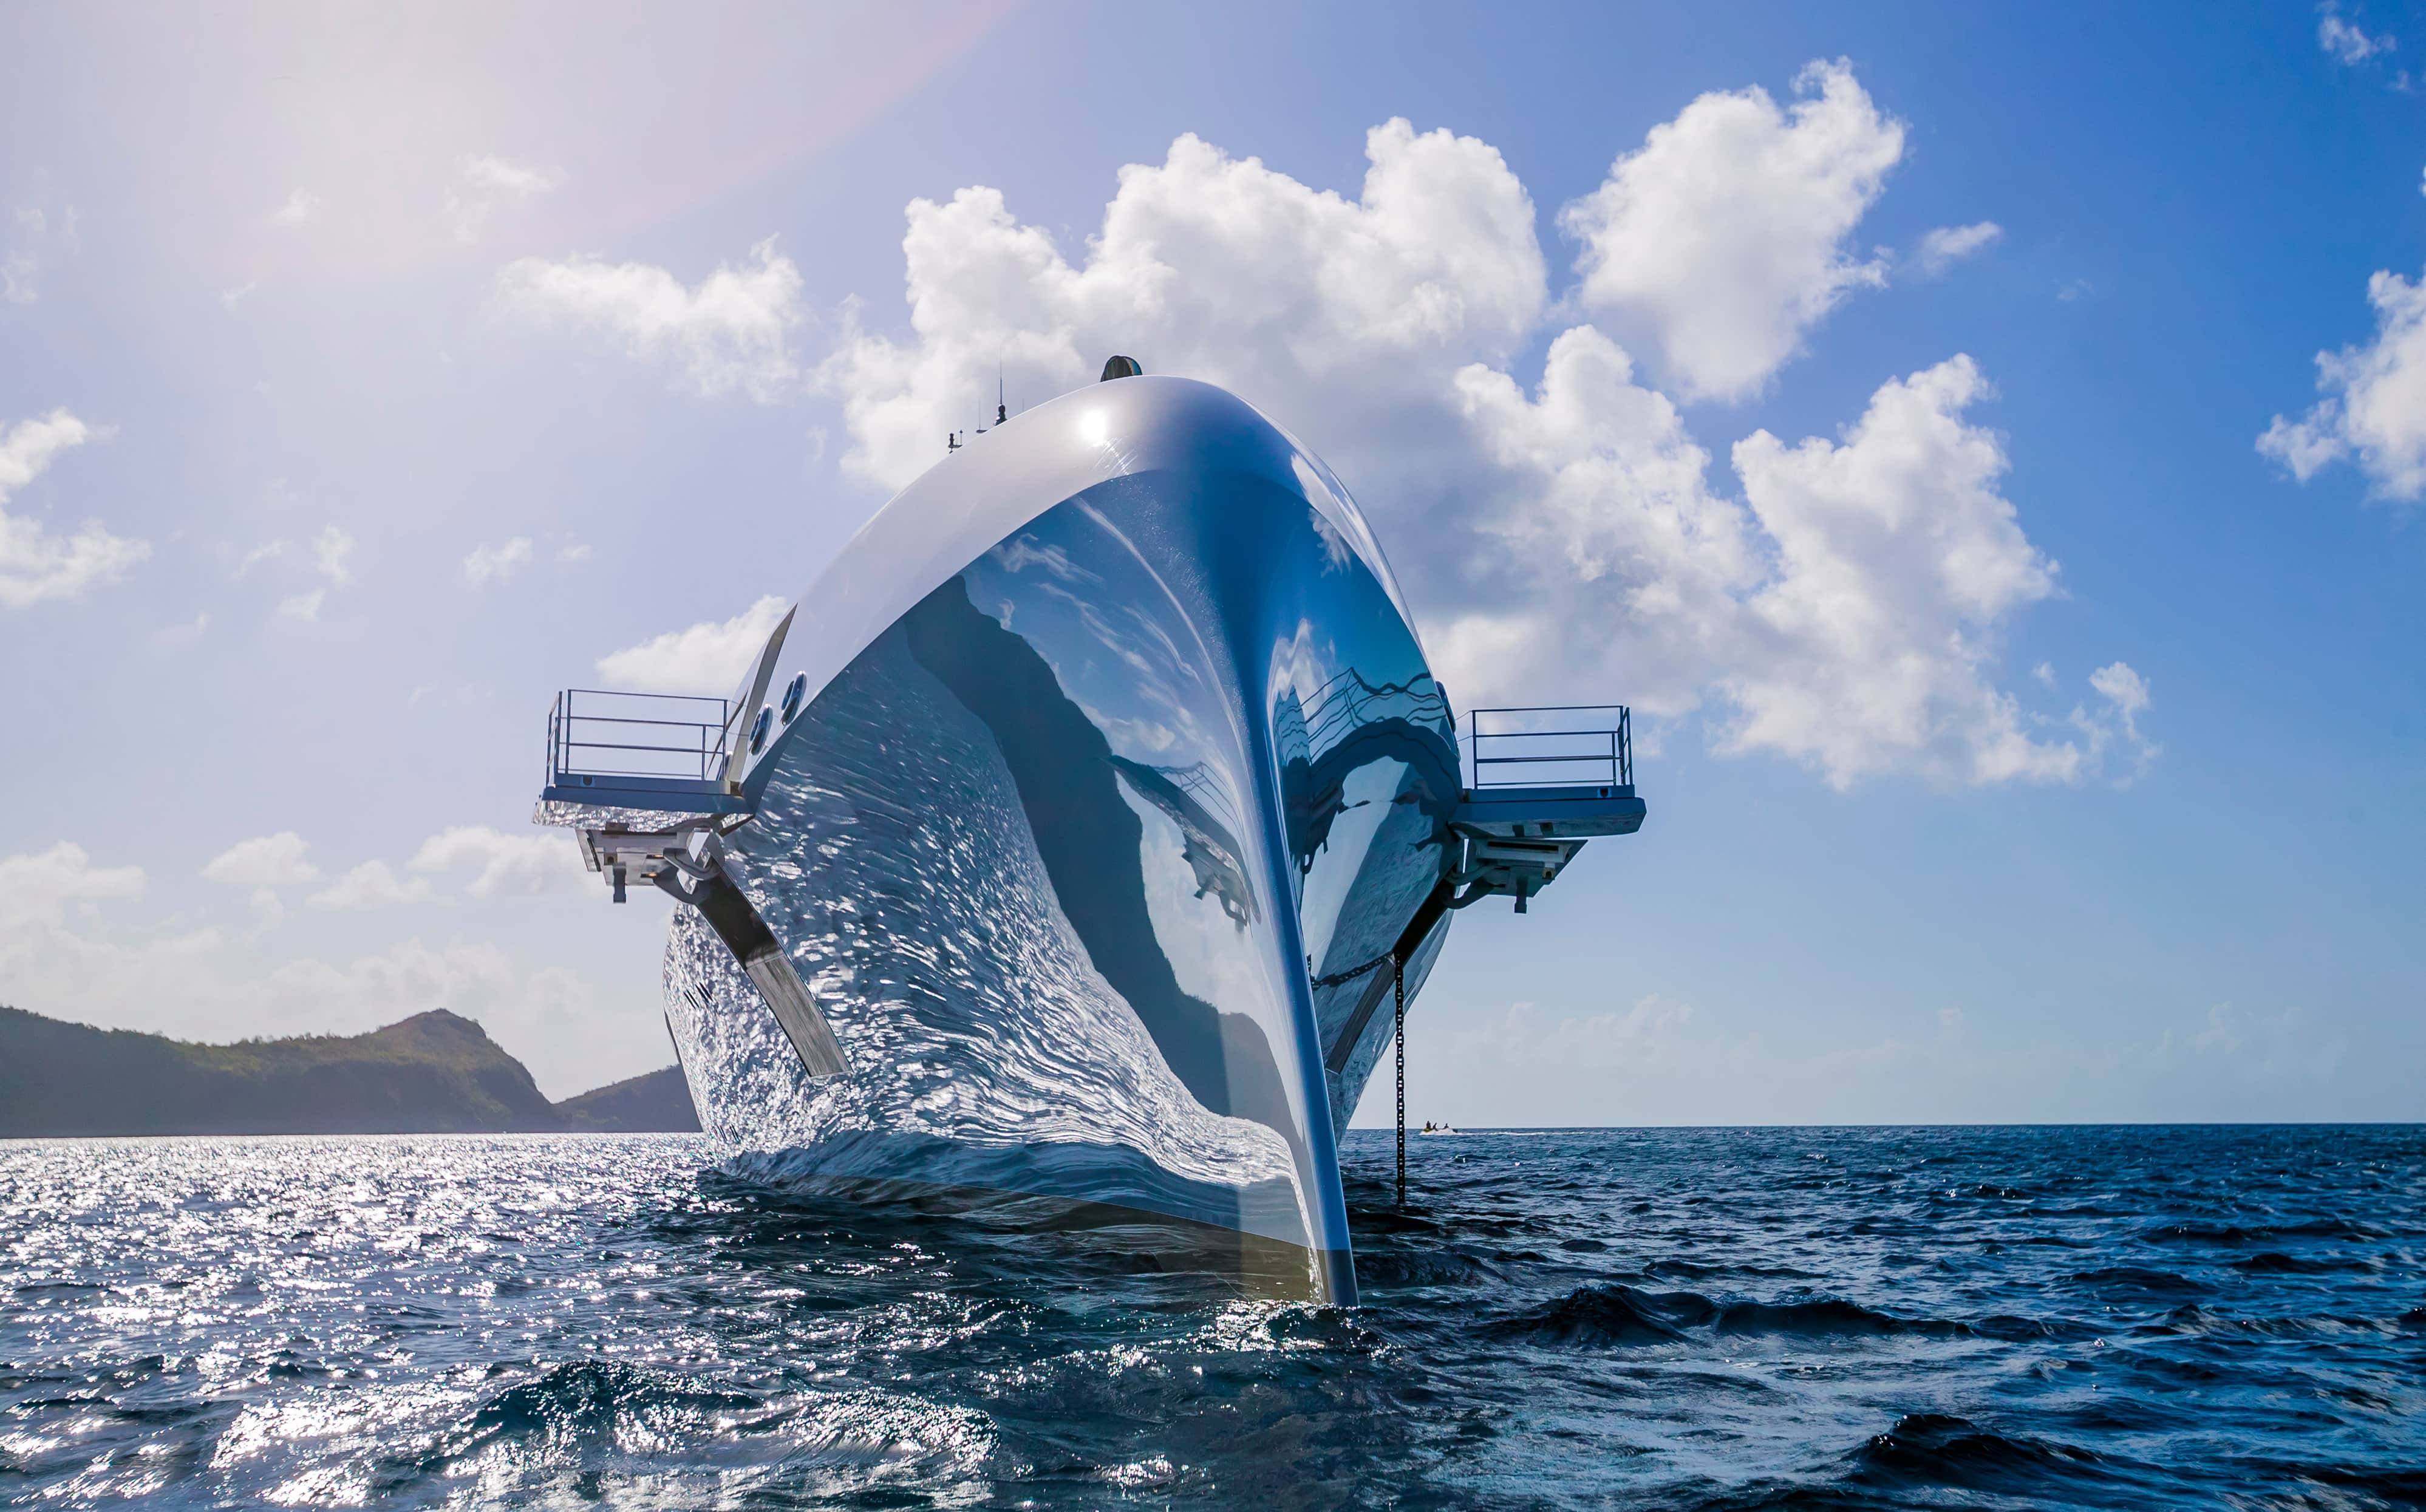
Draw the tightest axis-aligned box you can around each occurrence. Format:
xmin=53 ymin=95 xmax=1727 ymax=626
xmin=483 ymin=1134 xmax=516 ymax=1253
xmin=540 ymin=689 xmax=741 ymax=812
xmin=1463 ymin=704 xmax=1631 ymax=793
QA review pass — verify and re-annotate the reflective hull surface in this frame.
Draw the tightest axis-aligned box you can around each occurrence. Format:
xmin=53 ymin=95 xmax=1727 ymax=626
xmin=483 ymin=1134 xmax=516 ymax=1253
xmin=664 ymin=379 xmax=1460 ymax=1301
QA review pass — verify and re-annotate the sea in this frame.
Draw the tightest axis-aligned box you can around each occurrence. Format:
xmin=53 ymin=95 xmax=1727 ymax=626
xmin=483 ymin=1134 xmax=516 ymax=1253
xmin=2 ymin=1125 xmax=2421 ymax=1510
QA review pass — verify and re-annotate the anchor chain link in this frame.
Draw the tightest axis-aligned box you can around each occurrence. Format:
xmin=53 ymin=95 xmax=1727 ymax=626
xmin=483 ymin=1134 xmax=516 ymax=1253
xmin=1394 ymin=955 xmax=1406 ymax=1208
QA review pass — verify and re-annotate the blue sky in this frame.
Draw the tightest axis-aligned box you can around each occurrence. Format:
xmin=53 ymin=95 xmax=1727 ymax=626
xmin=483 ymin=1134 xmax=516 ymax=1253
xmin=1 ymin=2 xmax=2419 ymax=1120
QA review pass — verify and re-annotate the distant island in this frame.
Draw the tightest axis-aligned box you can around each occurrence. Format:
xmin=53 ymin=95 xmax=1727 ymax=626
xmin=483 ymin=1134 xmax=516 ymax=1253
xmin=0 ymin=1005 xmax=700 ymax=1138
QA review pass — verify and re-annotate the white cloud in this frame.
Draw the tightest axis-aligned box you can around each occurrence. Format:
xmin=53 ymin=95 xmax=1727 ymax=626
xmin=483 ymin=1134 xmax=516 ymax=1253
xmin=1437 ymin=350 xmax=2082 ymax=788
xmin=242 ymin=525 xmax=350 ymax=619
xmin=410 ymin=826 xmax=585 ymax=898
xmin=0 ymin=842 xmax=143 ymax=928
xmin=2 ymin=211 xmax=41 ymax=304
xmin=0 ymin=409 xmax=149 ymax=609
xmin=1438 ymin=993 xmax=1699 ymax=1078
xmin=1916 ymin=221 xmax=2003 ymax=275
xmin=2167 ymin=1003 xmax=2346 ymax=1085
xmin=0 ymin=839 xmax=609 ymax=1091
xmin=271 ymin=188 xmax=319 ymax=227
xmin=0 ymin=836 xmax=672 ymax=1096
xmin=462 ymin=536 xmax=534 ymax=587
xmin=2089 ymin=661 xmax=2150 ymax=734
xmin=2319 ymin=7 xmax=2396 ymax=63
xmin=595 ymin=593 xmax=789 ymax=694
xmin=2080 ymin=660 xmax=2159 ymax=778
xmin=151 ymin=610 xmax=210 ymax=647
xmin=310 ymin=860 xmax=436 ymax=910
xmin=448 ymin=154 xmax=562 ymax=242
xmin=202 ymin=831 xmax=321 ymax=888
xmin=463 ymin=155 xmax=560 ymax=197
xmin=220 ymin=281 xmax=258 ymax=312
xmin=497 ymin=237 xmax=805 ymax=400
xmin=312 ymin=523 xmax=354 ymax=585
xmin=1442 ymin=325 xmax=1754 ymax=718
xmin=817 ymin=118 xmax=1547 ymax=491
xmin=247 ymin=887 xmax=287 ymax=933
xmin=556 ymin=542 xmax=593 ymax=565
xmin=1725 ymin=356 xmax=2071 ymax=786
xmin=4 ymin=200 xmax=77 ymax=304
xmin=821 ymin=105 xmax=2133 ymax=790
xmin=1560 ymin=59 xmax=1904 ymax=401
xmin=2259 ymin=265 xmax=2426 ymax=500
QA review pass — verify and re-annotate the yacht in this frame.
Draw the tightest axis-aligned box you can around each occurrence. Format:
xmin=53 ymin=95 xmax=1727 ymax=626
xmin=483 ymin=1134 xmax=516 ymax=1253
xmin=535 ymin=361 xmax=1645 ymax=1302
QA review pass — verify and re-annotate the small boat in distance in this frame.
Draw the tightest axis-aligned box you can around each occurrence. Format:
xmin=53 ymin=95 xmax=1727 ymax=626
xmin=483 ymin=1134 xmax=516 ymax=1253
xmin=535 ymin=359 xmax=1646 ymax=1303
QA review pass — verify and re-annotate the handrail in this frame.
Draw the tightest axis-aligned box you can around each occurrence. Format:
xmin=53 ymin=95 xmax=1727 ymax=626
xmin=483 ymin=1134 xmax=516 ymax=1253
xmin=557 ymin=689 xmax=727 ymax=709
xmin=1464 ymin=704 xmax=1631 ymax=791
xmin=561 ymin=740 xmax=724 ymax=757
xmin=554 ymin=714 xmax=726 ymax=730
xmin=544 ymin=688 xmax=732 ymax=787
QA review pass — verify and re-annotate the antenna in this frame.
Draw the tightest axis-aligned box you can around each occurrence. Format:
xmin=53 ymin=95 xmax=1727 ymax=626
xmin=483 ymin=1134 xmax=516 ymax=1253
xmin=997 ymin=366 xmax=1007 ymax=427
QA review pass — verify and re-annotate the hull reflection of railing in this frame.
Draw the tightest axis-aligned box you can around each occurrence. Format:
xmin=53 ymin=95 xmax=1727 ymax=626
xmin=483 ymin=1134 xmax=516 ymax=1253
xmin=1463 ymin=704 xmax=1632 ymax=794
xmin=1159 ymin=760 xmax=1244 ymax=839
xmin=541 ymin=689 xmax=741 ymax=812
xmin=1292 ymin=668 xmax=1451 ymax=756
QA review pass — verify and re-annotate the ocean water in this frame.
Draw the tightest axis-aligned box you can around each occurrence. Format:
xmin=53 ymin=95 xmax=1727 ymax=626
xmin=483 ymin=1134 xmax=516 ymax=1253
xmin=2 ymin=1126 xmax=2421 ymax=1510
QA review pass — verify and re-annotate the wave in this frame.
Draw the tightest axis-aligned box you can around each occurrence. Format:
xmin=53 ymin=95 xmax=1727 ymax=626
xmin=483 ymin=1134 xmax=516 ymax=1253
xmin=1487 ymin=1283 xmax=1693 ymax=1345
xmin=2142 ymin=1303 xmax=2399 ymax=1339
xmin=1486 ymin=1284 xmax=1972 ymax=1347
xmin=2138 ymin=1218 xmax=2389 ymax=1245
xmin=1970 ymin=1312 xmax=2101 ymax=1343
xmin=1711 ymin=1296 xmax=1972 ymax=1339
xmin=2229 ymin=1250 xmax=2379 ymax=1275
xmin=1354 ymin=1248 xmax=1502 ymax=1288
xmin=15 ymin=1121 xmax=2423 ymax=1510
xmin=1639 ymin=1257 xmax=1824 ymax=1283
xmin=1850 ymin=1412 xmax=2142 ymax=1497
xmin=2221 ymin=1459 xmax=2426 ymax=1505
xmin=2068 ymin=1265 xmax=2204 ymax=1293
xmin=428 ymin=1360 xmax=760 ymax=1467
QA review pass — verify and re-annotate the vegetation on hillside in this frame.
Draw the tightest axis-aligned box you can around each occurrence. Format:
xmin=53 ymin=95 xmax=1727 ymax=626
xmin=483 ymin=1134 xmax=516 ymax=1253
xmin=0 ymin=1006 xmax=698 ymax=1137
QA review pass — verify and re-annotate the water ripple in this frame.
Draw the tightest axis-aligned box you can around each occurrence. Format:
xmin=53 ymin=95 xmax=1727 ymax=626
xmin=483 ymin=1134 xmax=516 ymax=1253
xmin=2 ymin=1125 xmax=2422 ymax=1508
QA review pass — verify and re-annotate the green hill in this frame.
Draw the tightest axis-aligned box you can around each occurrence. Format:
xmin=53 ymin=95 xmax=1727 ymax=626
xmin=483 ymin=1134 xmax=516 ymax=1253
xmin=557 ymin=1066 xmax=702 ymax=1132
xmin=0 ymin=1006 xmax=699 ymax=1137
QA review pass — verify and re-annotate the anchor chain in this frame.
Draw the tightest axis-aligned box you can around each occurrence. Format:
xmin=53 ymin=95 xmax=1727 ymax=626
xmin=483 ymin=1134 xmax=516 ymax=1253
xmin=1394 ymin=953 xmax=1406 ymax=1208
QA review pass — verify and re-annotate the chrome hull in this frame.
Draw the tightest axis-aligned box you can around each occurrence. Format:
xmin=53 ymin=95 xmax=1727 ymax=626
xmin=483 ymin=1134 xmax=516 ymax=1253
xmin=660 ymin=380 xmax=1462 ymax=1302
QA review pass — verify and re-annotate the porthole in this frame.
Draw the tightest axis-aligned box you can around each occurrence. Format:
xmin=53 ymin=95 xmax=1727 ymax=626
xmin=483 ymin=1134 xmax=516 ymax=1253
xmin=779 ymin=672 xmax=807 ymax=723
xmin=749 ymin=706 xmax=774 ymax=755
